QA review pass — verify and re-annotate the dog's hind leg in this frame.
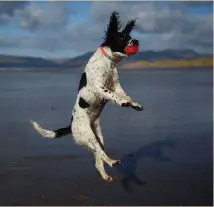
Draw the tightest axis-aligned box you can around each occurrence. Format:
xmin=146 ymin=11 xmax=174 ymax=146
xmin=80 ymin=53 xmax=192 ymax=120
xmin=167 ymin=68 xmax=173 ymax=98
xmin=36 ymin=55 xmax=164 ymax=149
xmin=73 ymin=121 xmax=120 ymax=168
xmin=92 ymin=119 xmax=116 ymax=182
xmin=95 ymin=156 xmax=116 ymax=182
xmin=84 ymin=135 xmax=120 ymax=168
xmin=92 ymin=118 xmax=104 ymax=150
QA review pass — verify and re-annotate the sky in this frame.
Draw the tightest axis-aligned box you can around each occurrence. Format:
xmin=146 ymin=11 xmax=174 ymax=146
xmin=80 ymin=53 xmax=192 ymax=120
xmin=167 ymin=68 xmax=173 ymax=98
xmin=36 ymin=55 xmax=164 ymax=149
xmin=0 ymin=1 xmax=213 ymax=58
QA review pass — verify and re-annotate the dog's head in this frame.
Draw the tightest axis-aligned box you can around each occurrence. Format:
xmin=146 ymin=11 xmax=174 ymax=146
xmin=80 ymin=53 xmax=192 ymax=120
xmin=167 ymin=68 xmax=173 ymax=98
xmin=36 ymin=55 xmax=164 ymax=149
xmin=102 ymin=11 xmax=139 ymax=55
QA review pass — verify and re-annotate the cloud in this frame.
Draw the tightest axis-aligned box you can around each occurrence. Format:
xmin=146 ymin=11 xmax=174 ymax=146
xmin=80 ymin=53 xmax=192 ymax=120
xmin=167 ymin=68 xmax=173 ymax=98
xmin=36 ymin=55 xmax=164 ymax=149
xmin=90 ymin=2 xmax=210 ymax=35
xmin=89 ymin=2 xmax=213 ymax=53
xmin=0 ymin=2 xmax=28 ymax=24
xmin=179 ymin=1 xmax=213 ymax=7
xmin=0 ymin=1 xmax=213 ymax=57
xmin=0 ymin=23 xmax=103 ymax=53
xmin=15 ymin=2 xmax=73 ymax=31
xmin=0 ymin=2 xmax=28 ymax=16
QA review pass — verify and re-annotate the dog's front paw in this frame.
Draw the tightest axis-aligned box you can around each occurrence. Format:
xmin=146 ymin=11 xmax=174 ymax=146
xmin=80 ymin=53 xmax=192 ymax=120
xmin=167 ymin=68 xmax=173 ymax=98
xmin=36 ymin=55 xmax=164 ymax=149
xmin=111 ymin=160 xmax=121 ymax=167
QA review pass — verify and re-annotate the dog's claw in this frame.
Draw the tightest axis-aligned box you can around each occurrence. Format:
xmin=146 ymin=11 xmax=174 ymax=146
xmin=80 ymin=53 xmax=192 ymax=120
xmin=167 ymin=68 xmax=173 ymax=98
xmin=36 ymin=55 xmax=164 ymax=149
xmin=133 ymin=105 xmax=143 ymax=111
xmin=104 ymin=176 xmax=117 ymax=183
xmin=131 ymin=104 xmax=143 ymax=111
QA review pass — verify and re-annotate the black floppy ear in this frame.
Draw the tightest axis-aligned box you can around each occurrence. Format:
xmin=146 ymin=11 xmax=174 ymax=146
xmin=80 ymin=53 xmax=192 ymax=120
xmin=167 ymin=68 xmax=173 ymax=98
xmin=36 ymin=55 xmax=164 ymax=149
xmin=122 ymin=19 xmax=136 ymax=35
xmin=105 ymin=11 xmax=121 ymax=36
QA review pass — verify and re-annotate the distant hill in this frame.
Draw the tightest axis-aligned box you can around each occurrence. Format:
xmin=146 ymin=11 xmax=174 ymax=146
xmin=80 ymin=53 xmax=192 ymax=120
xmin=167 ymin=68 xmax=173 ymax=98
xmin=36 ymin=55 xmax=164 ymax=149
xmin=121 ymin=57 xmax=213 ymax=69
xmin=0 ymin=54 xmax=60 ymax=68
xmin=0 ymin=49 xmax=212 ymax=69
xmin=63 ymin=52 xmax=93 ymax=67
xmin=63 ymin=49 xmax=212 ymax=67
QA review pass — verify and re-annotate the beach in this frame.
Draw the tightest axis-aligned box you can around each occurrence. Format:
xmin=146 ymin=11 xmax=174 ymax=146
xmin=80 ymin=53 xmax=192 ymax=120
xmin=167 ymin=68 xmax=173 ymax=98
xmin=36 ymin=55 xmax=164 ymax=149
xmin=0 ymin=68 xmax=212 ymax=205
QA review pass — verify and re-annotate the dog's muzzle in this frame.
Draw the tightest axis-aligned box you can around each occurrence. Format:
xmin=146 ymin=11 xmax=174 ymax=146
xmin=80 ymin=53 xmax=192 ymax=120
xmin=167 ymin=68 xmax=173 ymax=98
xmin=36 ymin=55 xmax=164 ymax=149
xmin=124 ymin=39 xmax=139 ymax=55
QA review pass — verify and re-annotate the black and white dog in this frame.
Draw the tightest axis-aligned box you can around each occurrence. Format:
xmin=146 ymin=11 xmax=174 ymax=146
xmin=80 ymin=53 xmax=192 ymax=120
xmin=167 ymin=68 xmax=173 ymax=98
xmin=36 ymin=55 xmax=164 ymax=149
xmin=31 ymin=12 xmax=143 ymax=182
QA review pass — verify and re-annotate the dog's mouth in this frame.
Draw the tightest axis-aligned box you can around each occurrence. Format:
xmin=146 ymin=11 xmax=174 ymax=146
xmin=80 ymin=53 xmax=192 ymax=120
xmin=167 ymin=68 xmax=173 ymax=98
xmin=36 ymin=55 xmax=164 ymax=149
xmin=125 ymin=39 xmax=139 ymax=55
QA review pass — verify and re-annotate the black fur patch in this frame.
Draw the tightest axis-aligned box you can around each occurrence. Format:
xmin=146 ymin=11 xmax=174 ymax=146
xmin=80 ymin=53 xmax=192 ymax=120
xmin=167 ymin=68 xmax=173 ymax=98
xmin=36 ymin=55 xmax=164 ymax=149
xmin=54 ymin=125 xmax=71 ymax=138
xmin=78 ymin=72 xmax=87 ymax=91
xmin=122 ymin=19 xmax=136 ymax=35
xmin=79 ymin=97 xmax=90 ymax=108
xmin=102 ymin=11 xmax=138 ymax=53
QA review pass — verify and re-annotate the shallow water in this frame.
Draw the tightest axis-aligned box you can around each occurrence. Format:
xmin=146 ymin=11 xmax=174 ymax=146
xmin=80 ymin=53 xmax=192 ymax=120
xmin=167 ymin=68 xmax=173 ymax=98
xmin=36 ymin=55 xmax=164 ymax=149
xmin=0 ymin=67 xmax=213 ymax=205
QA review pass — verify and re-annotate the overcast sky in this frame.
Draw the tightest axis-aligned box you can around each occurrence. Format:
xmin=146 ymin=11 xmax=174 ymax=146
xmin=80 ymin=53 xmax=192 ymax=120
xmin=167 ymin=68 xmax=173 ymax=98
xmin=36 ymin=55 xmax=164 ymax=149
xmin=0 ymin=1 xmax=213 ymax=58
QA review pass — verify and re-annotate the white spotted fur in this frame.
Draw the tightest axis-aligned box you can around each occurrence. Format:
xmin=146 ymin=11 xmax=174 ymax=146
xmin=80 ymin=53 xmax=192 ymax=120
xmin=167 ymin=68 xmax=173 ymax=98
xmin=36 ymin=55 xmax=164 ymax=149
xmin=31 ymin=46 xmax=140 ymax=182
xmin=71 ymin=47 xmax=137 ymax=181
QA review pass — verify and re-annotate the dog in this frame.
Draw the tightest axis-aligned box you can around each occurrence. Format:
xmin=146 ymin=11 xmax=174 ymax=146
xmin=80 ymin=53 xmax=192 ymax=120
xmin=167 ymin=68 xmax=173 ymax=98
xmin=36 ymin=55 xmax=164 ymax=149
xmin=31 ymin=11 xmax=143 ymax=182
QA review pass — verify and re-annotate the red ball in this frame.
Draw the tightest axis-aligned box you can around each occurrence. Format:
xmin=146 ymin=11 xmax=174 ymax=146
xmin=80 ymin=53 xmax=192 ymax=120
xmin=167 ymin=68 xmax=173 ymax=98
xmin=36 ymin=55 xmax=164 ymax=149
xmin=125 ymin=45 xmax=139 ymax=55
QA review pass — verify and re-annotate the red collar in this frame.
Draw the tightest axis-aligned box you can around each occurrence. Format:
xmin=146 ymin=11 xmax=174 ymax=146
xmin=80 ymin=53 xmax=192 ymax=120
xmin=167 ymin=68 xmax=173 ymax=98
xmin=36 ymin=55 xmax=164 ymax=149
xmin=100 ymin=44 xmax=121 ymax=64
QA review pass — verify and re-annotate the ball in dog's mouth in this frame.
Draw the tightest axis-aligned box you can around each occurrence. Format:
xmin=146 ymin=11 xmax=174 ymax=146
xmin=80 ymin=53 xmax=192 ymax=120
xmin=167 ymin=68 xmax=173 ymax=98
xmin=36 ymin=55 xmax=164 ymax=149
xmin=124 ymin=44 xmax=139 ymax=55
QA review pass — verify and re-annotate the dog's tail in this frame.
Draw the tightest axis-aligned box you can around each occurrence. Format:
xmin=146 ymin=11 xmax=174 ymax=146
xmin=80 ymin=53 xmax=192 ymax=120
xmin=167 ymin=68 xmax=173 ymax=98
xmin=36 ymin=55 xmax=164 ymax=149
xmin=30 ymin=120 xmax=72 ymax=139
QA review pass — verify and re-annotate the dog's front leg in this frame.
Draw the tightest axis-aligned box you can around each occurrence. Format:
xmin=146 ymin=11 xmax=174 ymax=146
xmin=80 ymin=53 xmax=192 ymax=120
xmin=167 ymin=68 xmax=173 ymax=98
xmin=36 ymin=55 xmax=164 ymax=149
xmin=114 ymin=82 xmax=133 ymax=102
xmin=114 ymin=67 xmax=136 ymax=102
xmin=114 ymin=70 xmax=143 ymax=111
xmin=92 ymin=82 xmax=130 ymax=107
xmin=87 ymin=66 xmax=131 ymax=107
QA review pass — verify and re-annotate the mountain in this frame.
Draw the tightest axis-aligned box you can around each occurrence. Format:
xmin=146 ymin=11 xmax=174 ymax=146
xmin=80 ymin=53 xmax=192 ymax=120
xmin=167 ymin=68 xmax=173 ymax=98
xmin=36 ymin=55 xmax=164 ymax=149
xmin=0 ymin=54 xmax=60 ymax=68
xmin=0 ymin=49 xmax=212 ymax=68
xmin=63 ymin=52 xmax=94 ymax=66
xmin=63 ymin=49 xmax=212 ymax=66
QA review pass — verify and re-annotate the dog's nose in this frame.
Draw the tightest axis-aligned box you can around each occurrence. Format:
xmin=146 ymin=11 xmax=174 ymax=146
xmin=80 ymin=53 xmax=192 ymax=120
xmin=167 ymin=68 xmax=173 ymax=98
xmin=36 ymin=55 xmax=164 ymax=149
xmin=132 ymin=39 xmax=139 ymax=45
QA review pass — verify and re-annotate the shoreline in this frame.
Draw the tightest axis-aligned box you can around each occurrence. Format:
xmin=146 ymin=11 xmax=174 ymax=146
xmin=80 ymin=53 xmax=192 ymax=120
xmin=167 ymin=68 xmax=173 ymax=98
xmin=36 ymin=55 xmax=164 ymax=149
xmin=0 ymin=66 xmax=213 ymax=72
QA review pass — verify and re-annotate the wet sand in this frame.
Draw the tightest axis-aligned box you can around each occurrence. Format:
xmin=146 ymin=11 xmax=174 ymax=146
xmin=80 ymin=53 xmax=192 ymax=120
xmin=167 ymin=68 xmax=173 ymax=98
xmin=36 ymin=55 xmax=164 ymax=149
xmin=0 ymin=68 xmax=213 ymax=205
